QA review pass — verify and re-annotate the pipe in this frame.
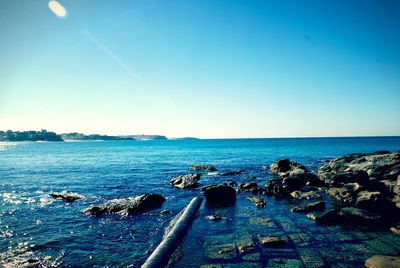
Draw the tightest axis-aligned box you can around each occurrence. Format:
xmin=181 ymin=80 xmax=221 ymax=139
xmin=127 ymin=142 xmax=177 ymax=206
xmin=141 ymin=196 xmax=203 ymax=268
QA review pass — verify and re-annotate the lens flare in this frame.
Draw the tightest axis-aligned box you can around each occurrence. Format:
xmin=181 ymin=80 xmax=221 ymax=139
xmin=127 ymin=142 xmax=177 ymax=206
xmin=48 ymin=0 xmax=67 ymax=18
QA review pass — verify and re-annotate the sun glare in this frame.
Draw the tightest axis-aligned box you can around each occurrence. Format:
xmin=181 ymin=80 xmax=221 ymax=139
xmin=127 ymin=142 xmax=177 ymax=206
xmin=48 ymin=0 xmax=67 ymax=18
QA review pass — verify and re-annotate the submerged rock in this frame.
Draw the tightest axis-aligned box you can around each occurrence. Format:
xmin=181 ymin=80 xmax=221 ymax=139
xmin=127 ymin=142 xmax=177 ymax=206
xmin=246 ymin=196 xmax=267 ymax=207
xmin=259 ymin=236 xmax=286 ymax=247
xmin=49 ymin=191 xmax=83 ymax=203
xmin=160 ymin=210 xmax=172 ymax=215
xmin=190 ymin=165 xmax=217 ymax=172
xmin=291 ymin=201 xmax=325 ymax=213
xmin=170 ymin=173 xmax=201 ymax=189
xmin=206 ymin=215 xmax=222 ymax=221
xmin=314 ymin=207 xmax=382 ymax=226
xmin=202 ymin=184 xmax=236 ymax=205
xmin=82 ymin=193 xmax=165 ymax=217
xmin=365 ymin=255 xmax=400 ymax=268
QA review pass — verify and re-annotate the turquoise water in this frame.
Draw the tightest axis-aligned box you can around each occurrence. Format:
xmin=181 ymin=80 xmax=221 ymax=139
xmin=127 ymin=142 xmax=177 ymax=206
xmin=1 ymin=137 xmax=400 ymax=267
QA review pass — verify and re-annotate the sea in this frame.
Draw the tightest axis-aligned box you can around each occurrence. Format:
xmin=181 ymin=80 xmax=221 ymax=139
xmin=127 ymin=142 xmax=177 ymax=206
xmin=1 ymin=137 xmax=400 ymax=267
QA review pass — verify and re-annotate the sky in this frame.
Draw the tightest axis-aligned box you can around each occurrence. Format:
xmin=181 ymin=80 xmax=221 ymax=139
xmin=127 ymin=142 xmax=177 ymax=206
xmin=0 ymin=0 xmax=399 ymax=138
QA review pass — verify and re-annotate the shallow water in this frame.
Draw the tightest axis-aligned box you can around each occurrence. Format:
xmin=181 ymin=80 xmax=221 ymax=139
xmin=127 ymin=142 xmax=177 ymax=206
xmin=1 ymin=137 xmax=400 ymax=267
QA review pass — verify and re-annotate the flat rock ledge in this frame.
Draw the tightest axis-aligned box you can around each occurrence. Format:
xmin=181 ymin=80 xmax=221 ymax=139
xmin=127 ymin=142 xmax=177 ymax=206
xmin=82 ymin=193 xmax=165 ymax=217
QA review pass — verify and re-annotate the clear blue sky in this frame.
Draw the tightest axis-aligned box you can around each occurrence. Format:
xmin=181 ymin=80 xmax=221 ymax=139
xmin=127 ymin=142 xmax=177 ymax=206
xmin=0 ymin=0 xmax=399 ymax=138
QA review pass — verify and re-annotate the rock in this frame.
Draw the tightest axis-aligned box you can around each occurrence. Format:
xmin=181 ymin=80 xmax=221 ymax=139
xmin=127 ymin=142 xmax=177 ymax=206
xmin=226 ymin=180 xmax=237 ymax=187
xmin=306 ymin=173 xmax=327 ymax=187
xmin=306 ymin=212 xmax=321 ymax=221
xmin=378 ymin=180 xmax=398 ymax=196
xmin=390 ymin=225 xmax=400 ymax=236
xmin=49 ymin=191 xmax=83 ymax=203
xmin=365 ymin=255 xmax=400 ymax=268
xmin=203 ymin=184 xmax=236 ymax=205
xmin=160 ymin=210 xmax=172 ymax=215
xmin=355 ymin=191 xmax=383 ymax=210
xmin=314 ymin=207 xmax=382 ymax=226
xmin=190 ymin=165 xmax=217 ymax=172
xmin=290 ymin=190 xmax=321 ymax=200
xmin=344 ymin=182 xmax=363 ymax=193
xmin=327 ymin=187 xmax=354 ymax=205
xmin=170 ymin=173 xmax=201 ymax=189
xmin=319 ymin=152 xmax=400 ymax=185
xmin=82 ymin=194 xmax=166 ymax=217
xmin=291 ymin=201 xmax=325 ymax=213
xmin=221 ymin=170 xmax=245 ymax=176
xmin=206 ymin=215 xmax=222 ymax=221
xmin=270 ymin=159 xmax=307 ymax=179
xmin=246 ymin=196 xmax=267 ymax=207
xmin=249 ymin=217 xmax=276 ymax=227
xmin=236 ymin=236 xmax=255 ymax=254
xmin=270 ymin=158 xmax=293 ymax=173
xmin=282 ymin=176 xmax=306 ymax=192
xmin=239 ymin=182 xmax=259 ymax=193
xmin=204 ymin=242 xmax=236 ymax=260
xmin=259 ymin=236 xmax=286 ymax=247
xmin=334 ymin=170 xmax=370 ymax=186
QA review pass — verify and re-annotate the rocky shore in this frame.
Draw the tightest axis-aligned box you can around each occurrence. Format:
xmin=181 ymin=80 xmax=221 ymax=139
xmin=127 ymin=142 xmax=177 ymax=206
xmin=166 ymin=151 xmax=400 ymax=267
xmin=15 ymin=150 xmax=398 ymax=267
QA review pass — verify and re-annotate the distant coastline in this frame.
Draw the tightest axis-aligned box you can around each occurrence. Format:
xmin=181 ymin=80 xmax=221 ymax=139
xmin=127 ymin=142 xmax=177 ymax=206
xmin=0 ymin=130 xmax=168 ymax=142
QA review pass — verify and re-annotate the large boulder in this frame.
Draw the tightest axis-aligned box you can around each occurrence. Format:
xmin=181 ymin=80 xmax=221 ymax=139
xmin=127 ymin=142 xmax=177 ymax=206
xmin=82 ymin=194 xmax=166 ymax=217
xmin=270 ymin=159 xmax=322 ymax=190
xmin=365 ymin=255 xmax=400 ymax=268
xmin=170 ymin=173 xmax=201 ymax=189
xmin=270 ymin=159 xmax=306 ymax=178
xmin=190 ymin=165 xmax=217 ymax=172
xmin=202 ymin=184 xmax=236 ymax=205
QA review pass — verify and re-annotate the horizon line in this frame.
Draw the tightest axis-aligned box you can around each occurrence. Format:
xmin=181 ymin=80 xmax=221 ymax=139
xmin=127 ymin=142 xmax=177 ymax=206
xmin=1 ymin=129 xmax=400 ymax=140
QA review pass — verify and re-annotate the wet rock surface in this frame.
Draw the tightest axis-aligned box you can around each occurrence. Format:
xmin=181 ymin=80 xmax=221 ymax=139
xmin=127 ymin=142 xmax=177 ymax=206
xmin=291 ymin=201 xmax=326 ymax=213
xmin=314 ymin=207 xmax=382 ymax=226
xmin=246 ymin=196 xmax=267 ymax=207
xmin=290 ymin=190 xmax=321 ymax=200
xmin=49 ymin=191 xmax=83 ymax=203
xmin=365 ymin=255 xmax=400 ymax=268
xmin=203 ymin=184 xmax=236 ymax=205
xmin=170 ymin=173 xmax=201 ymax=189
xmin=82 ymin=193 xmax=165 ymax=217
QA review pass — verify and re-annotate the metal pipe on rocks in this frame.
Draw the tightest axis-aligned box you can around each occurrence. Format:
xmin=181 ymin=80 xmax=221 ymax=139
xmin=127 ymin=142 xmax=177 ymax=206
xmin=141 ymin=196 xmax=203 ymax=268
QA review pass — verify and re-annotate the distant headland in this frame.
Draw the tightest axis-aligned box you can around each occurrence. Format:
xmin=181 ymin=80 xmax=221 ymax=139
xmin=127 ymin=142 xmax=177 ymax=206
xmin=0 ymin=130 xmax=169 ymax=142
